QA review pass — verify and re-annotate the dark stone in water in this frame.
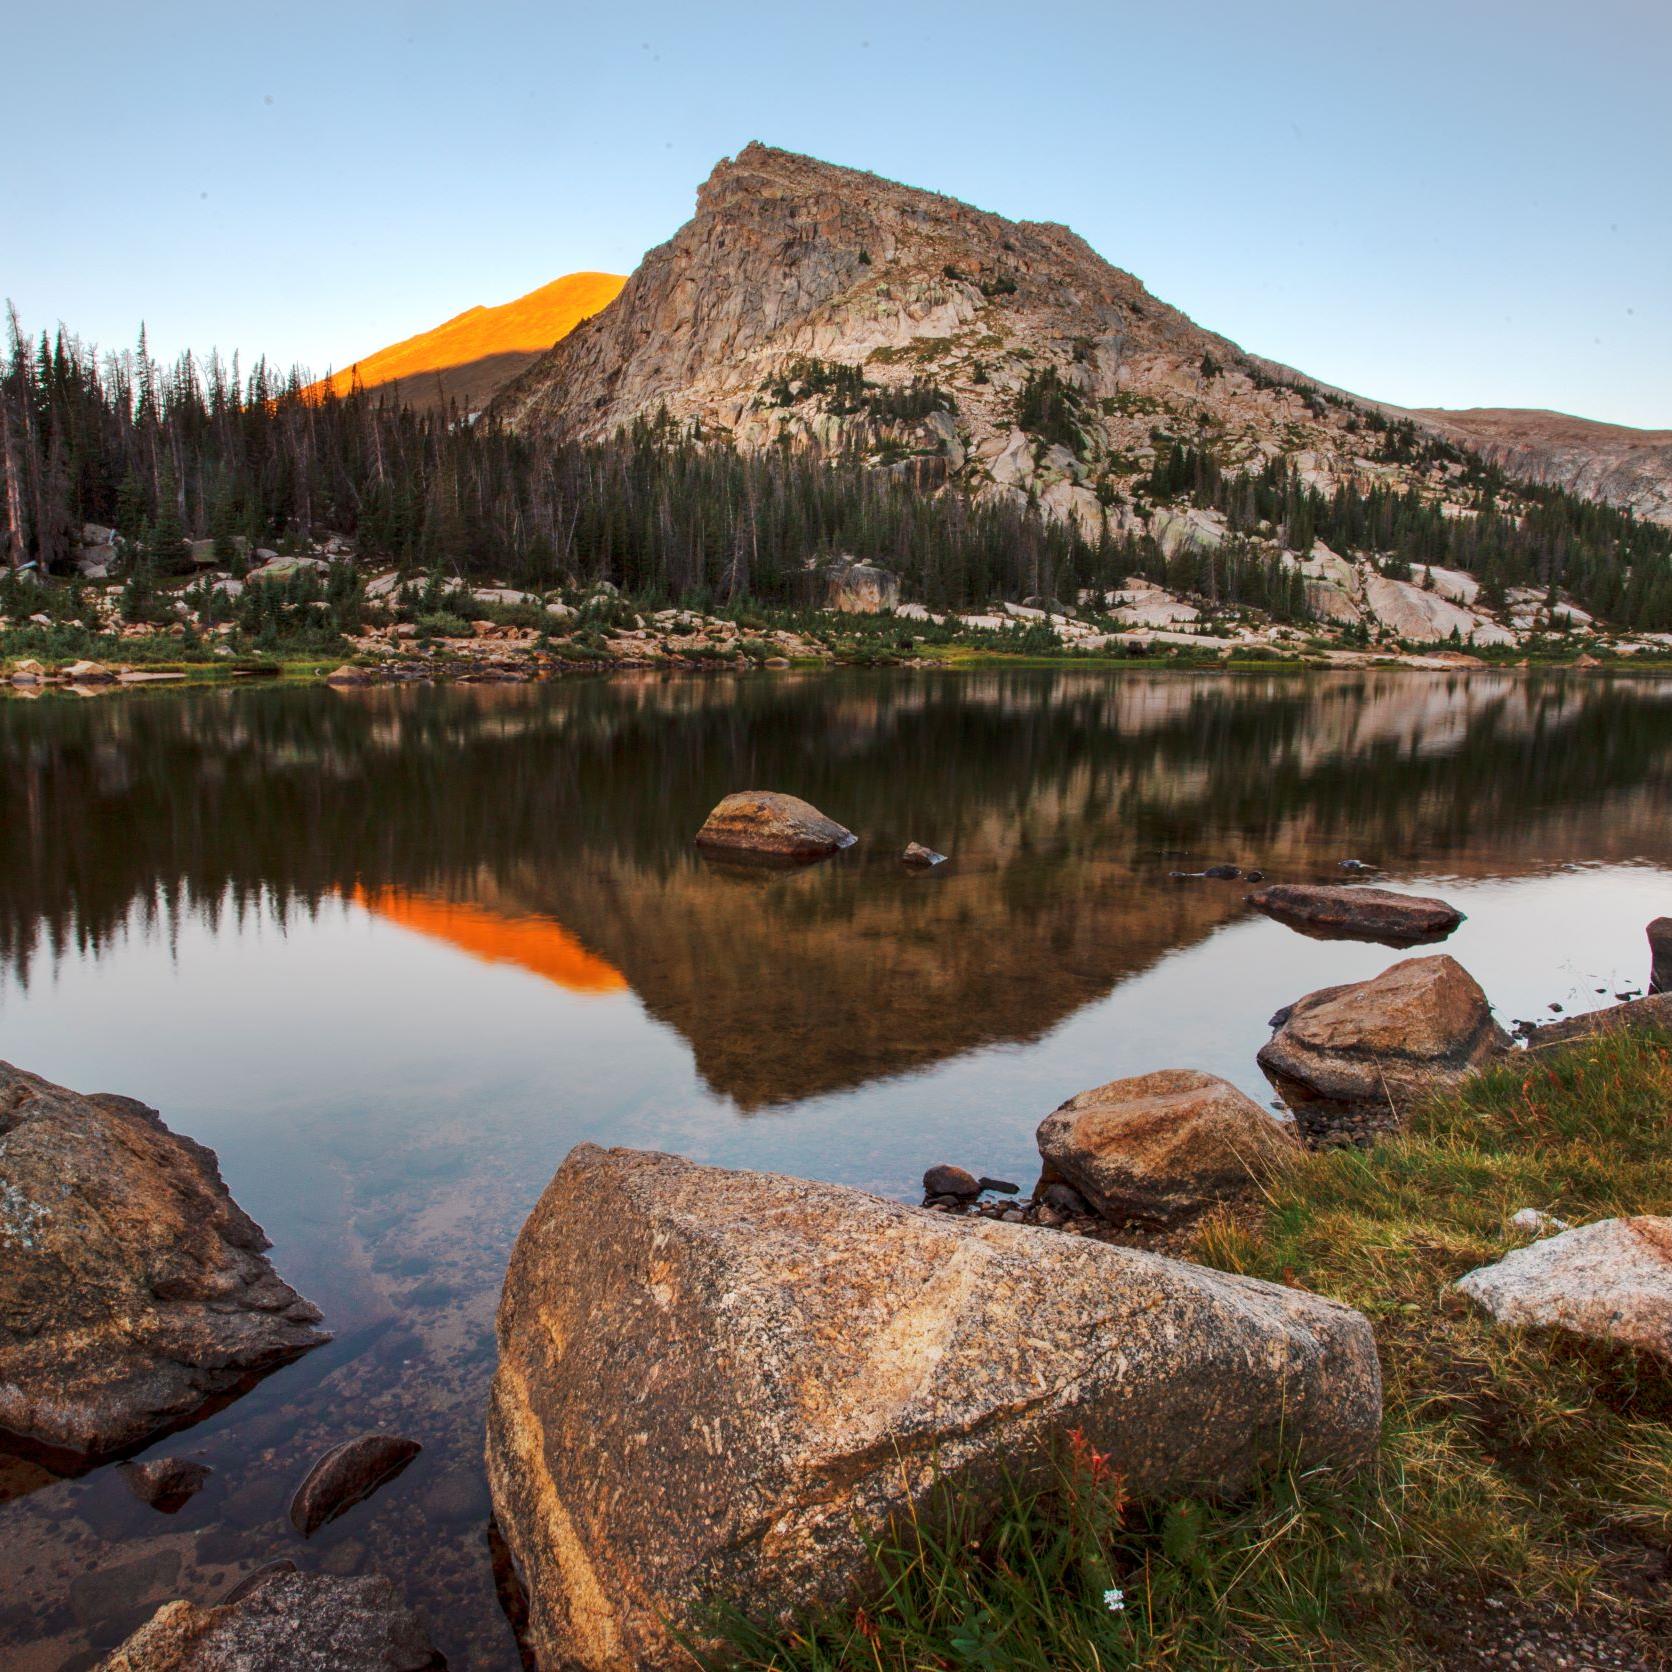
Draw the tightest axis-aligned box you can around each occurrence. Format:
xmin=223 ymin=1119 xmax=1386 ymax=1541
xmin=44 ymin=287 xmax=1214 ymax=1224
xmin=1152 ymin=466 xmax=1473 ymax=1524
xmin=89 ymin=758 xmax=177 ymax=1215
xmin=120 ymin=1456 xmax=212 ymax=1512
xmin=1247 ymin=883 xmax=1463 ymax=946
xmin=901 ymin=842 xmax=947 ymax=868
xmin=1202 ymin=864 xmax=1240 ymax=879
xmin=289 ymin=1433 xmax=422 ymax=1537
xmin=976 ymin=1176 xmax=1020 ymax=1195
xmin=922 ymin=1164 xmax=980 ymax=1199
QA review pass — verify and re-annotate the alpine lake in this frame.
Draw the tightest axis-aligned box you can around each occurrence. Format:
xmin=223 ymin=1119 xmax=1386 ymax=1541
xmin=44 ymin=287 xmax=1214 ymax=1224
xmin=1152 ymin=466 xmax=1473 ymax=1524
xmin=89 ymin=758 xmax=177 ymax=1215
xmin=2 ymin=666 xmax=1670 ymax=1669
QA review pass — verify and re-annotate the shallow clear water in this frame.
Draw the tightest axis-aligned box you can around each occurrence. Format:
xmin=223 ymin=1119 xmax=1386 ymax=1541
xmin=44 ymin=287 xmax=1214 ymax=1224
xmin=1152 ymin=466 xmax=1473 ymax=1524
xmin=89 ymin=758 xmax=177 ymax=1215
xmin=2 ymin=668 xmax=1670 ymax=1667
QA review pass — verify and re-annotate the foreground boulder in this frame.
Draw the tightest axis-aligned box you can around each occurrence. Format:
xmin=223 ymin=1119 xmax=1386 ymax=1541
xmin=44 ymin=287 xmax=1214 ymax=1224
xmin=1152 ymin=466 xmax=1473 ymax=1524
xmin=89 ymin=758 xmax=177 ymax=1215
xmin=1035 ymin=1070 xmax=1300 ymax=1228
xmin=100 ymin=1569 xmax=439 ymax=1670
xmin=1247 ymin=883 xmax=1463 ymax=945
xmin=1456 ymin=1217 xmax=1672 ymax=1364
xmin=1257 ymin=956 xmax=1509 ymax=1141
xmin=0 ymin=1062 xmax=328 ymax=1462
xmin=694 ymin=790 xmax=856 ymax=859
xmin=487 ymin=1145 xmax=1381 ymax=1672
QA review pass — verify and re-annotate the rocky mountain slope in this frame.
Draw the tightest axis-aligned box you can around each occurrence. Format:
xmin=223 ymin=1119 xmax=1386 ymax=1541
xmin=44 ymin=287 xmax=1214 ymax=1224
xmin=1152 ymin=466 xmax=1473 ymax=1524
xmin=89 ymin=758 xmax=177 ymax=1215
xmin=309 ymin=271 xmax=623 ymax=414
xmin=490 ymin=146 xmax=1672 ymax=648
xmin=1409 ymin=407 xmax=1672 ymax=527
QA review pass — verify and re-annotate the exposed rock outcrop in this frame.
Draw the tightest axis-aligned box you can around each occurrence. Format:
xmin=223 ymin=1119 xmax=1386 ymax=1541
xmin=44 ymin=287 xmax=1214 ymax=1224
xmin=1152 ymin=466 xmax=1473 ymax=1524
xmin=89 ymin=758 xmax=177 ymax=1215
xmin=1257 ymin=956 xmax=1509 ymax=1141
xmin=99 ymin=1569 xmax=440 ymax=1670
xmin=1247 ymin=883 xmax=1464 ymax=945
xmin=1456 ymin=1217 xmax=1672 ymax=1363
xmin=693 ymin=790 xmax=856 ymax=859
xmin=1034 ymin=1069 xmax=1299 ymax=1227
xmin=486 ymin=1144 xmax=1381 ymax=1672
xmin=818 ymin=556 xmax=899 ymax=613
xmin=0 ymin=1061 xmax=328 ymax=1463
xmin=1412 ymin=407 xmax=1672 ymax=528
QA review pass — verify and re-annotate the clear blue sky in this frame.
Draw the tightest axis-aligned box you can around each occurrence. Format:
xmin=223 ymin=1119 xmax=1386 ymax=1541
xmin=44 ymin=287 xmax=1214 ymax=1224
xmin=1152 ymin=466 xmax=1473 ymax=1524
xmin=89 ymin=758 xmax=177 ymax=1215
xmin=7 ymin=0 xmax=1668 ymax=426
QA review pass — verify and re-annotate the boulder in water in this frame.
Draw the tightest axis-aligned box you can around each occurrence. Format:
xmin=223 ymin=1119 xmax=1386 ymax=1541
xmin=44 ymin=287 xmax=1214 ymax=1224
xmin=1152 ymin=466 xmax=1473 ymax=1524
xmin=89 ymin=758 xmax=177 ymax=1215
xmin=694 ymin=791 xmax=856 ymax=859
xmin=0 ymin=1062 xmax=328 ymax=1463
xmin=1247 ymin=883 xmax=1463 ymax=945
xmin=99 ymin=1569 xmax=440 ymax=1670
xmin=1257 ymin=956 xmax=1508 ymax=1141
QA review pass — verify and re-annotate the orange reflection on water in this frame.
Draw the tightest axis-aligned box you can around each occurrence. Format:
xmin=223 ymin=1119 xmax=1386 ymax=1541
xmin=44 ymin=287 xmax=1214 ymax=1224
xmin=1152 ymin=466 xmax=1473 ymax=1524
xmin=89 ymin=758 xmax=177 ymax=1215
xmin=351 ymin=886 xmax=629 ymax=995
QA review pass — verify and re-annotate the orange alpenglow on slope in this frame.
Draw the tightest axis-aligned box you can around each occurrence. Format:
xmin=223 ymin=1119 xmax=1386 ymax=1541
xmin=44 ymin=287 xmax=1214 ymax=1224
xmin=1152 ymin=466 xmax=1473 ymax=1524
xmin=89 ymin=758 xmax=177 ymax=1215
xmin=308 ymin=272 xmax=625 ymax=415
xmin=351 ymin=886 xmax=629 ymax=996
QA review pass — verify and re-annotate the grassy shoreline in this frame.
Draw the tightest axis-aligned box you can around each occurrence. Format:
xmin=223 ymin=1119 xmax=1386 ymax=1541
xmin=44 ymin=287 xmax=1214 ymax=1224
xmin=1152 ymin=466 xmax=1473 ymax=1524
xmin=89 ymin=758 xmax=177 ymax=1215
xmin=721 ymin=1031 xmax=1672 ymax=1669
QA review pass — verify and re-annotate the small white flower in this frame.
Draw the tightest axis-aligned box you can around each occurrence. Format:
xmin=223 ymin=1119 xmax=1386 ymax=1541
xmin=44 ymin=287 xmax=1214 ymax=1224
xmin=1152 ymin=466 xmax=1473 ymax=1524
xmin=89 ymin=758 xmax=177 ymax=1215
xmin=1103 ymin=1587 xmax=1125 ymax=1612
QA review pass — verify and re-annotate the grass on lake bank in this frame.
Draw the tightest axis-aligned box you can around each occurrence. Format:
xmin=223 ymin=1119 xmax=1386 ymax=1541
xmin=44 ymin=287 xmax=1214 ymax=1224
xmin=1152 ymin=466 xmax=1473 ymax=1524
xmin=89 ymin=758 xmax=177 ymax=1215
xmin=720 ymin=1031 xmax=1672 ymax=1669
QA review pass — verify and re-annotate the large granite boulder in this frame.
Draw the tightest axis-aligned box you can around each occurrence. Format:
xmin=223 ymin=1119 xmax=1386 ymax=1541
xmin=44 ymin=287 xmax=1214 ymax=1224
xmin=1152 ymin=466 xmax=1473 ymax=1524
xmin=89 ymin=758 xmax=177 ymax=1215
xmin=487 ymin=1145 xmax=1381 ymax=1672
xmin=1246 ymin=883 xmax=1463 ymax=946
xmin=99 ymin=1569 xmax=440 ymax=1670
xmin=0 ymin=1062 xmax=328 ymax=1462
xmin=694 ymin=790 xmax=856 ymax=859
xmin=819 ymin=556 xmax=899 ymax=613
xmin=1257 ymin=956 xmax=1509 ymax=1141
xmin=1035 ymin=1069 xmax=1299 ymax=1227
xmin=1456 ymin=1217 xmax=1672 ymax=1364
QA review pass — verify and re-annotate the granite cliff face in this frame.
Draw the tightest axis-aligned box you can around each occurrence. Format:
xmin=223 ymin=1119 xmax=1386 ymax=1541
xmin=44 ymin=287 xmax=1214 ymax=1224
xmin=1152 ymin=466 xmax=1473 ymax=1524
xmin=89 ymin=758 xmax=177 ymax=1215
xmin=492 ymin=145 xmax=1463 ymax=540
xmin=1410 ymin=407 xmax=1672 ymax=527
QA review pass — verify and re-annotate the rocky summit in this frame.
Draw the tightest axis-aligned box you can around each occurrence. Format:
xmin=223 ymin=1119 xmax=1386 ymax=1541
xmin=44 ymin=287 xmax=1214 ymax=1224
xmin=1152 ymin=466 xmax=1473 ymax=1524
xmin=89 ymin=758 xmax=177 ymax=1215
xmin=0 ymin=1061 xmax=328 ymax=1462
xmin=486 ymin=1144 xmax=1380 ymax=1672
xmin=491 ymin=144 xmax=1669 ymax=594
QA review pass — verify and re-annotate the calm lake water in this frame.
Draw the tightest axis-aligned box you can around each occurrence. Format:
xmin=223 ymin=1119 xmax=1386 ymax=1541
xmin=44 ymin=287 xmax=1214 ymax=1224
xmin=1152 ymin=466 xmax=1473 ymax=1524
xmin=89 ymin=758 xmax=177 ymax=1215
xmin=2 ymin=668 xmax=1671 ymax=1668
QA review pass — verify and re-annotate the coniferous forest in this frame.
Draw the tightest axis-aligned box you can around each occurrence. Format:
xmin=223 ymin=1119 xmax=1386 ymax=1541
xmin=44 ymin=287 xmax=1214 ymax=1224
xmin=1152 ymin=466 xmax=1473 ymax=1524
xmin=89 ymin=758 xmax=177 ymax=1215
xmin=4 ymin=315 xmax=1671 ymax=628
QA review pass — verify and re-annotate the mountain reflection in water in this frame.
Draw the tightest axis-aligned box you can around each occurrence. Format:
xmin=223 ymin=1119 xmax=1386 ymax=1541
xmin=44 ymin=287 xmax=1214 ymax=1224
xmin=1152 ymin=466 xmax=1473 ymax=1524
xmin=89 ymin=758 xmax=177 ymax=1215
xmin=1 ymin=668 xmax=1670 ymax=1671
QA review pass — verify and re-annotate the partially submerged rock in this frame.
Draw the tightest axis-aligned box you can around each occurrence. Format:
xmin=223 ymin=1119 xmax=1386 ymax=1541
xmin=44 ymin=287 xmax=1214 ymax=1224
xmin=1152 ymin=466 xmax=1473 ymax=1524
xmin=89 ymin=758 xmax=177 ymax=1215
xmin=487 ymin=1145 xmax=1380 ymax=1672
xmin=1456 ymin=1217 xmax=1672 ymax=1364
xmin=901 ymin=841 xmax=946 ymax=867
xmin=1035 ymin=1069 xmax=1300 ymax=1228
xmin=324 ymin=664 xmax=372 ymax=687
xmin=100 ymin=1569 xmax=440 ymax=1670
xmin=0 ymin=1061 xmax=328 ymax=1463
xmin=65 ymin=659 xmax=116 ymax=683
xmin=289 ymin=1434 xmax=422 ymax=1537
xmin=921 ymin=1163 xmax=980 ymax=1199
xmin=1257 ymin=956 xmax=1509 ymax=1141
xmin=1523 ymin=990 xmax=1672 ymax=1053
xmin=1247 ymin=883 xmax=1463 ymax=945
xmin=693 ymin=790 xmax=856 ymax=859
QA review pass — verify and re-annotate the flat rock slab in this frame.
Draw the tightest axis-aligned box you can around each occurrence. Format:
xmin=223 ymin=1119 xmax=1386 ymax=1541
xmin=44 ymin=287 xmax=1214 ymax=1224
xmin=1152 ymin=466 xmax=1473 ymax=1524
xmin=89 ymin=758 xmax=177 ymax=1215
xmin=0 ymin=1062 xmax=329 ymax=1463
xmin=1247 ymin=883 xmax=1463 ymax=946
xmin=1036 ymin=1069 xmax=1300 ymax=1227
xmin=289 ymin=1434 xmax=422 ymax=1536
xmin=694 ymin=790 xmax=856 ymax=859
xmin=1258 ymin=956 xmax=1509 ymax=1143
xmin=100 ymin=1569 xmax=440 ymax=1670
xmin=1456 ymin=1217 xmax=1672 ymax=1363
xmin=487 ymin=1144 xmax=1380 ymax=1672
